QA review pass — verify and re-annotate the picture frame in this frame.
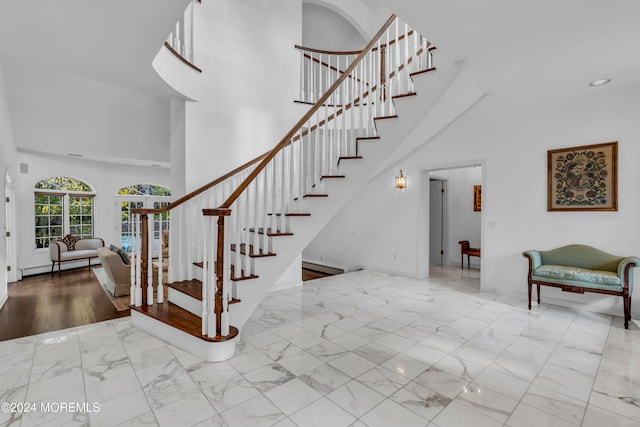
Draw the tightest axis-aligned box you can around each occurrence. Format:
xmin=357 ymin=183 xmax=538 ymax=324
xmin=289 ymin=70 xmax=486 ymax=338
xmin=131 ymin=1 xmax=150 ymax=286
xmin=473 ymin=185 xmax=481 ymax=212
xmin=547 ymin=141 xmax=618 ymax=211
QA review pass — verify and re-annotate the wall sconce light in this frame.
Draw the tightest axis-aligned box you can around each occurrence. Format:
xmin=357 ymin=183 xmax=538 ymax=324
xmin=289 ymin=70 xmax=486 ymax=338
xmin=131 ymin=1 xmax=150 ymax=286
xmin=395 ymin=169 xmax=406 ymax=189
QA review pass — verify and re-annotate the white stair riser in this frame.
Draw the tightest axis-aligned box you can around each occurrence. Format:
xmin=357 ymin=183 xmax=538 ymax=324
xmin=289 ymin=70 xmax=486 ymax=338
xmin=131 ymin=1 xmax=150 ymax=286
xmin=131 ymin=310 xmax=236 ymax=362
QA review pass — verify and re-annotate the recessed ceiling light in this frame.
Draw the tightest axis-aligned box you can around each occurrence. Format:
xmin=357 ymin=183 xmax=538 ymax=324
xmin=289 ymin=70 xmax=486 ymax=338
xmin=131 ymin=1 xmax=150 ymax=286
xmin=589 ymin=79 xmax=611 ymax=87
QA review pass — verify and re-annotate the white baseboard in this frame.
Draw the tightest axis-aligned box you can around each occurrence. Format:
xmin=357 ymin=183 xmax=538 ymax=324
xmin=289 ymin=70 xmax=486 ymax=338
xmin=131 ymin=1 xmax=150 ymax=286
xmin=0 ymin=294 xmax=7 ymax=310
xmin=22 ymin=260 xmax=102 ymax=277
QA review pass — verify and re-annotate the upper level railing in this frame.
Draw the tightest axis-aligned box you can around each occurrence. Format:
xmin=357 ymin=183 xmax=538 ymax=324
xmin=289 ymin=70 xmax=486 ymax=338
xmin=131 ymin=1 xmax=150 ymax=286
xmin=295 ymin=46 xmax=361 ymax=104
xmin=164 ymin=0 xmax=201 ymax=72
xmin=295 ymin=27 xmax=428 ymax=105
xmin=131 ymin=14 xmax=434 ymax=340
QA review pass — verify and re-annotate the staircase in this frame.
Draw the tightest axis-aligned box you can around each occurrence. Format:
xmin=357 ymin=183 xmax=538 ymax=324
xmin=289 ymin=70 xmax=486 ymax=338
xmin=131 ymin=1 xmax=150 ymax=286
xmin=128 ymin=14 xmax=441 ymax=361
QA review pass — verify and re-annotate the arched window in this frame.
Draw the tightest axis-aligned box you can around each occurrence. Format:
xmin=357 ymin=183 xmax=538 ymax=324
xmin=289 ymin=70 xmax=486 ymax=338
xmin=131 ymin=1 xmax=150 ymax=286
xmin=34 ymin=177 xmax=95 ymax=248
xmin=116 ymin=184 xmax=171 ymax=252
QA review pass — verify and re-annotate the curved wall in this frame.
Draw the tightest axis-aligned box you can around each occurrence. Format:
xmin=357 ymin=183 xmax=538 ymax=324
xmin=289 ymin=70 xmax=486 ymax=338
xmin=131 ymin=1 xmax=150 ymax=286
xmin=302 ymin=3 xmax=366 ymax=51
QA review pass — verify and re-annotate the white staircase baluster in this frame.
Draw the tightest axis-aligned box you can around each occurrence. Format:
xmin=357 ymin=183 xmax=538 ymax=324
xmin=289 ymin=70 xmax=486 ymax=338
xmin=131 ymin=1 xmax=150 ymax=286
xmin=157 ymin=213 xmax=164 ymax=304
xmin=129 ymin=212 xmax=135 ymax=305
xmin=135 ymin=214 xmax=142 ymax=307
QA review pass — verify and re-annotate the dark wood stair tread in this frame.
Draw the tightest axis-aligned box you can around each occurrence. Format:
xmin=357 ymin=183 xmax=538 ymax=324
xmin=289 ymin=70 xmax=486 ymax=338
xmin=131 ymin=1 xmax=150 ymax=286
xmin=167 ymin=279 xmax=243 ymax=302
xmin=392 ymin=92 xmax=417 ymax=99
xmin=230 ymin=265 xmax=259 ymax=281
xmin=320 ymin=175 xmax=345 ymax=180
xmin=355 ymin=136 xmax=380 ymax=141
xmin=338 ymin=156 xmax=363 ymax=165
xmin=131 ymin=302 xmax=238 ymax=342
xmin=267 ymin=212 xmax=311 ymax=217
xmin=303 ymin=194 xmax=328 ymax=198
xmin=248 ymin=227 xmax=293 ymax=237
xmin=374 ymin=115 xmax=398 ymax=120
xmin=167 ymin=279 xmax=203 ymax=300
xmin=231 ymin=243 xmax=276 ymax=257
xmin=410 ymin=66 xmax=436 ymax=77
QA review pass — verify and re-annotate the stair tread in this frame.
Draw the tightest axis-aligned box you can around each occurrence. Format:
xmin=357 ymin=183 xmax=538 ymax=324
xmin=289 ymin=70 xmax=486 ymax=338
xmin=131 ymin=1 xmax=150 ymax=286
xmin=355 ymin=136 xmax=380 ymax=141
xmin=320 ymin=175 xmax=346 ymax=179
xmin=338 ymin=156 xmax=363 ymax=166
xmin=410 ymin=66 xmax=436 ymax=77
xmin=267 ymin=212 xmax=311 ymax=217
xmin=230 ymin=265 xmax=259 ymax=282
xmin=248 ymin=227 xmax=294 ymax=237
xmin=131 ymin=301 xmax=238 ymax=342
xmin=231 ymin=243 xmax=276 ymax=257
xmin=392 ymin=92 xmax=417 ymax=99
xmin=167 ymin=279 xmax=243 ymax=302
xmin=167 ymin=279 xmax=203 ymax=300
xmin=303 ymin=194 xmax=328 ymax=198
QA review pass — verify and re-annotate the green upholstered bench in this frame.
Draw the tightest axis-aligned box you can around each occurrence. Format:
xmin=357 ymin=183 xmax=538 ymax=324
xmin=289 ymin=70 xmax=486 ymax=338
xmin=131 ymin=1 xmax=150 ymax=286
xmin=523 ymin=244 xmax=639 ymax=329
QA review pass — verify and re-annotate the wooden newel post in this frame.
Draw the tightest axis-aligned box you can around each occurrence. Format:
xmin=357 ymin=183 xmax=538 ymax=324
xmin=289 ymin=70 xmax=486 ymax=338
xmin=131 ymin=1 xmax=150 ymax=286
xmin=203 ymin=208 xmax=231 ymax=338
xmin=140 ymin=213 xmax=149 ymax=306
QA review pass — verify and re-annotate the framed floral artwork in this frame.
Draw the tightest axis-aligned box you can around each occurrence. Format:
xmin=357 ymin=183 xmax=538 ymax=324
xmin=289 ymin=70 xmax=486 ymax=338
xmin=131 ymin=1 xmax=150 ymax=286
xmin=547 ymin=141 xmax=618 ymax=211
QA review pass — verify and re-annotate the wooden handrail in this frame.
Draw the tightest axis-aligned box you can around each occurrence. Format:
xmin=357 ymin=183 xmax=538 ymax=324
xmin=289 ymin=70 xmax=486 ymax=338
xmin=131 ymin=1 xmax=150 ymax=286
xmin=217 ymin=14 xmax=398 ymax=210
xmin=294 ymin=30 xmax=416 ymax=55
xmin=294 ymin=45 xmax=362 ymax=55
xmin=164 ymin=42 xmax=203 ymax=73
xmin=131 ymin=152 xmax=268 ymax=215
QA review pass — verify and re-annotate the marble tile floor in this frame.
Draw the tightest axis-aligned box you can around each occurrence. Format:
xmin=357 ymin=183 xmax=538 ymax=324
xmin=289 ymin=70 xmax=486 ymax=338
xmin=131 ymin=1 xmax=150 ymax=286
xmin=1 ymin=266 xmax=639 ymax=427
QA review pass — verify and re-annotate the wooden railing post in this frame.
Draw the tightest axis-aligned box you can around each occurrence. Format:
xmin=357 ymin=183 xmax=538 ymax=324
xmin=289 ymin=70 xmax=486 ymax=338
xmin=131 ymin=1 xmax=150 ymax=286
xmin=140 ymin=213 xmax=149 ymax=306
xmin=204 ymin=208 xmax=231 ymax=337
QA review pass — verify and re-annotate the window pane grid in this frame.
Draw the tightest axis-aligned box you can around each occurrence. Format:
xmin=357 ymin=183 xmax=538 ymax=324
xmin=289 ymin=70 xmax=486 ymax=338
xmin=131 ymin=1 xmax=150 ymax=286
xmin=34 ymin=194 xmax=65 ymax=248
xmin=34 ymin=177 xmax=94 ymax=249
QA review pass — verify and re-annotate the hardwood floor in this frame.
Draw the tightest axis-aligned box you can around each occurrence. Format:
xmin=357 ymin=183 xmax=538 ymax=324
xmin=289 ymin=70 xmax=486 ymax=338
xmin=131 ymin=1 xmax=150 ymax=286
xmin=301 ymin=268 xmax=332 ymax=281
xmin=0 ymin=267 xmax=129 ymax=341
xmin=0 ymin=266 xmax=338 ymax=342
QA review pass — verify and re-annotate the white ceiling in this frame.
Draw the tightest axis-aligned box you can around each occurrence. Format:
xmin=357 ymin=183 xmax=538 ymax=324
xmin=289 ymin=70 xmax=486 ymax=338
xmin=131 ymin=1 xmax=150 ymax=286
xmin=0 ymin=0 xmax=190 ymax=95
xmin=384 ymin=0 xmax=640 ymax=112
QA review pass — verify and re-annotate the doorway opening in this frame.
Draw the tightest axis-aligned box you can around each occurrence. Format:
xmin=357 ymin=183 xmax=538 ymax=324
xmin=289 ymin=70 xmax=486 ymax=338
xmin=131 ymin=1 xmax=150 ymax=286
xmin=428 ymin=165 xmax=482 ymax=270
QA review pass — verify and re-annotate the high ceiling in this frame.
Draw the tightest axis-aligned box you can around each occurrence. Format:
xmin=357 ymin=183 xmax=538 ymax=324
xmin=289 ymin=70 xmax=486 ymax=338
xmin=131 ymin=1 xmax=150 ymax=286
xmin=384 ymin=0 xmax=640 ymax=112
xmin=0 ymin=0 xmax=190 ymax=95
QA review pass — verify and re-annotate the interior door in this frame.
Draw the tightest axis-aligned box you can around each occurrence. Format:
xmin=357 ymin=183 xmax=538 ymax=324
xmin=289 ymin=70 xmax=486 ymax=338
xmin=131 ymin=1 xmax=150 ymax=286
xmin=429 ymin=179 xmax=445 ymax=265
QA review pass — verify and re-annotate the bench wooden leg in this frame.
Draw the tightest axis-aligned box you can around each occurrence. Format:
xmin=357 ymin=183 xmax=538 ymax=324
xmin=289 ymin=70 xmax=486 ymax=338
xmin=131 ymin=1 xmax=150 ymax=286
xmin=461 ymin=253 xmax=464 ymax=269
xmin=51 ymin=261 xmax=55 ymax=275
xmin=467 ymin=255 xmax=471 ymax=269
xmin=537 ymin=284 xmax=541 ymax=304
xmin=624 ymin=294 xmax=630 ymax=329
xmin=528 ymin=283 xmax=532 ymax=310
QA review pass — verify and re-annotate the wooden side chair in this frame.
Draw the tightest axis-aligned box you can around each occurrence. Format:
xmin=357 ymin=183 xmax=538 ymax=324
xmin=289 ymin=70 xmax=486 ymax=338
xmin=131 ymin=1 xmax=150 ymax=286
xmin=458 ymin=240 xmax=481 ymax=269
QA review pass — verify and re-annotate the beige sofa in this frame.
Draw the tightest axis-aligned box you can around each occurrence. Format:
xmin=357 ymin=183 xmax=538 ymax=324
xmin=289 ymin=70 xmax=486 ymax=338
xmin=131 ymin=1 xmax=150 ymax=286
xmin=49 ymin=235 xmax=104 ymax=275
xmin=97 ymin=247 xmax=164 ymax=297
xmin=97 ymin=247 xmax=132 ymax=297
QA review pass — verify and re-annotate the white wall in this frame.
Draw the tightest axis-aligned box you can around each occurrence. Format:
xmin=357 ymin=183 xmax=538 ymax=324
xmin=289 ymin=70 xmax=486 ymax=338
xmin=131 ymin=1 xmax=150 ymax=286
xmin=0 ymin=60 xmax=18 ymax=307
xmin=302 ymin=3 xmax=366 ymax=50
xmin=183 ymin=0 xmax=303 ymax=191
xmin=16 ymin=152 xmax=170 ymax=275
xmin=305 ymin=77 xmax=640 ymax=318
xmin=2 ymin=59 xmax=170 ymax=164
xmin=432 ymin=167 xmax=481 ymax=267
